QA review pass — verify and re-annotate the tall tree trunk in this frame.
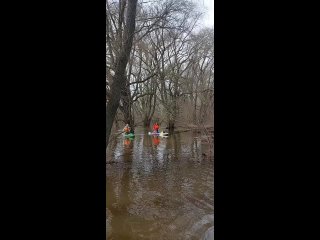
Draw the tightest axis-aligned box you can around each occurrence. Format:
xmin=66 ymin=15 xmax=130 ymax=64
xmin=106 ymin=0 xmax=138 ymax=147
xmin=193 ymin=93 xmax=198 ymax=124
xmin=168 ymin=120 xmax=175 ymax=131
xmin=167 ymin=110 xmax=175 ymax=132
xmin=121 ymin=83 xmax=134 ymax=129
xmin=144 ymin=116 xmax=151 ymax=127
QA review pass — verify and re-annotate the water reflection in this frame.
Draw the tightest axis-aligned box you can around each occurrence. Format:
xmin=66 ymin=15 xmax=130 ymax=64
xmin=107 ymin=128 xmax=213 ymax=240
xmin=152 ymin=136 xmax=160 ymax=146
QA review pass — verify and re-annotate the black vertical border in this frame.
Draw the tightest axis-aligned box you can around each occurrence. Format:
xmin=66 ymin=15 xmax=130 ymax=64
xmin=14 ymin=1 xmax=109 ymax=239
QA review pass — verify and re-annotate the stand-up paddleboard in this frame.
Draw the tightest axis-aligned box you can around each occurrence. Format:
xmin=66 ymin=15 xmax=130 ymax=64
xmin=123 ymin=133 xmax=135 ymax=138
xmin=148 ymin=131 xmax=169 ymax=137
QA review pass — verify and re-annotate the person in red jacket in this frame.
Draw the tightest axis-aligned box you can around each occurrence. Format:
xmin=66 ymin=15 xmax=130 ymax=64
xmin=153 ymin=122 xmax=160 ymax=133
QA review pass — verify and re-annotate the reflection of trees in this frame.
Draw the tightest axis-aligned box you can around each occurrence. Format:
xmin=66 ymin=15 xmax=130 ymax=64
xmin=170 ymin=134 xmax=181 ymax=161
xmin=106 ymin=134 xmax=136 ymax=237
xmin=164 ymin=133 xmax=182 ymax=194
xmin=118 ymin=164 xmax=131 ymax=208
xmin=106 ymin=137 xmax=119 ymax=162
xmin=112 ymin=159 xmax=133 ymax=237
xmin=192 ymin=137 xmax=200 ymax=161
xmin=107 ymin=130 xmax=214 ymax=238
xmin=143 ymin=132 xmax=152 ymax=147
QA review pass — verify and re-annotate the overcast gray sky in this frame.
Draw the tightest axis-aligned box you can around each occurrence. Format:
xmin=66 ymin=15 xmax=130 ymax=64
xmin=198 ymin=0 xmax=214 ymax=28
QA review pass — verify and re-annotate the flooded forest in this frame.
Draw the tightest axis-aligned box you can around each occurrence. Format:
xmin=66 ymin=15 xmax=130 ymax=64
xmin=106 ymin=0 xmax=214 ymax=239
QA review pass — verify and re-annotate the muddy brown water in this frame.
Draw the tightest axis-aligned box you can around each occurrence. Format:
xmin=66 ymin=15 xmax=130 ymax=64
xmin=106 ymin=129 xmax=214 ymax=240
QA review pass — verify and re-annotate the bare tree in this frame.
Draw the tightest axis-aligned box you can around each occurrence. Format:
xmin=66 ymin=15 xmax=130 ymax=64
xmin=106 ymin=0 xmax=138 ymax=147
xmin=106 ymin=0 xmax=213 ymax=143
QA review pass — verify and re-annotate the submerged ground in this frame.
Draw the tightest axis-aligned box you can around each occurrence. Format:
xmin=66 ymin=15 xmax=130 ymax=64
xmin=107 ymin=129 xmax=214 ymax=240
